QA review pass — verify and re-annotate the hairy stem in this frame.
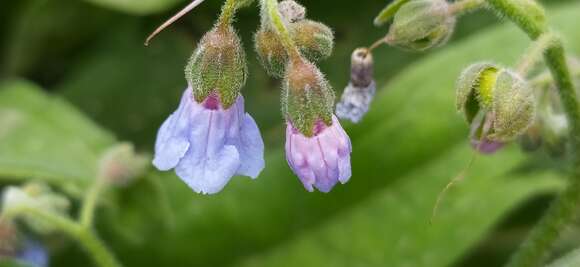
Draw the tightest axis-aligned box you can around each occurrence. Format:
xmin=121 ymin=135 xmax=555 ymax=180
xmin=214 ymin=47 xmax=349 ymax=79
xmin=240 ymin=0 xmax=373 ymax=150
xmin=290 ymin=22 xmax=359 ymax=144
xmin=6 ymin=207 xmax=121 ymax=267
xmin=218 ymin=0 xmax=239 ymax=27
xmin=516 ymin=32 xmax=556 ymax=76
xmin=80 ymin=178 xmax=106 ymax=228
xmin=261 ymin=0 xmax=302 ymax=60
xmin=449 ymin=0 xmax=486 ymax=16
xmin=485 ymin=1 xmax=580 ymax=266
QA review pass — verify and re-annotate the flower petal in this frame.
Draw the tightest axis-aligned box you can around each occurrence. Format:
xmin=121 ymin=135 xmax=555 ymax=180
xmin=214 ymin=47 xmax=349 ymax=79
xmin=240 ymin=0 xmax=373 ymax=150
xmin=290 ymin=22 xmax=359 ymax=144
xmin=235 ymin=113 xmax=265 ymax=178
xmin=153 ymin=88 xmax=198 ymax=170
xmin=285 ymin=115 xmax=352 ymax=192
xmin=175 ymin=107 xmax=241 ymax=194
xmin=176 ymin=145 xmax=240 ymax=195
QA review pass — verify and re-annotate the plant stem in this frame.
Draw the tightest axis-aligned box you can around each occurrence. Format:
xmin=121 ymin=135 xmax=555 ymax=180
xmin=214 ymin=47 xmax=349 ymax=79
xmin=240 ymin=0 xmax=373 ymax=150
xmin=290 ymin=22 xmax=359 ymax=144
xmin=7 ymin=207 xmax=121 ymax=267
xmin=218 ymin=0 xmax=238 ymax=27
xmin=80 ymin=178 xmax=106 ymax=228
xmin=261 ymin=0 xmax=302 ymax=61
xmin=449 ymin=0 xmax=486 ymax=16
xmin=485 ymin=1 xmax=580 ymax=266
xmin=516 ymin=33 xmax=556 ymax=76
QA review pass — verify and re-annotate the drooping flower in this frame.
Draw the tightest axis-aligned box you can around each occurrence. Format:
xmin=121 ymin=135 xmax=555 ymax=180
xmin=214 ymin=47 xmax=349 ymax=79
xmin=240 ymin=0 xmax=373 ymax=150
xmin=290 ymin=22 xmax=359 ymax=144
xmin=282 ymin=58 xmax=352 ymax=192
xmin=336 ymin=48 xmax=376 ymax=123
xmin=285 ymin=115 xmax=352 ymax=192
xmin=153 ymin=88 xmax=265 ymax=194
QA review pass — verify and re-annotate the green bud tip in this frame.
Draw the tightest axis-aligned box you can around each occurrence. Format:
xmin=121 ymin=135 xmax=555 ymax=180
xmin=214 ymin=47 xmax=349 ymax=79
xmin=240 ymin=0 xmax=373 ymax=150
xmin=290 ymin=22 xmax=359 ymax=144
xmin=185 ymin=25 xmax=247 ymax=108
xmin=290 ymin=20 xmax=335 ymax=62
xmin=456 ymin=62 xmax=536 ymax=141
xmin=282 ymin=58 xmax=335 ymax=136
xmin=386 ymin=0 xmax=455 ymax=51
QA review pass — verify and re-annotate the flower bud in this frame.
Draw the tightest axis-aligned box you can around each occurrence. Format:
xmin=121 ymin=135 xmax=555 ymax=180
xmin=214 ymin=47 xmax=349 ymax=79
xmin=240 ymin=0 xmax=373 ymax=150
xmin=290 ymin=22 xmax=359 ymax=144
xmin=1 ymin=183 xmax=70 ymax=234
xmin=98 ymin=143 xmax=148 ymax=187
xmin=278 ymin=0 xmax=306 ymax=23
xmin=290 ymin=20 xmax=334 ymax=62
xmin=282 ymin=58 xmax=335 ymax=136
xmin=456 ymin=62 xmax=535 ymax=141
xmin=185 ymin=25 xmax=247 ymax=108
xmin=336 ymin=48 xmax=376 ymax=123
xmin=255 ymin=28 xmax=288 ymax=78
xmin=386 ymin=0 xmax=455 ymax=51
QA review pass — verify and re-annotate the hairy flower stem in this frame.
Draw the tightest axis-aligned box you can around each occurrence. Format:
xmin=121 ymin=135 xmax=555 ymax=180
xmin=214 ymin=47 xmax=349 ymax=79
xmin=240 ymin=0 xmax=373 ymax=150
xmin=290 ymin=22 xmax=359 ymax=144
xmin=485 ymin=1 xmax=580 ymax=266
xmin=6 ymin=207 xmax=121 ymax=267
xmin=516 ymin=33 xmax=557 ymax=76
xmin=449 ymin=0 xmax=486 ymax=16
xmin=218 ymin=0 xmax=239 ymax=28
xmin=80 ymin=178 xmax=107 ymax=228
xmin=261 ymin=0 xmax=302 ymax=61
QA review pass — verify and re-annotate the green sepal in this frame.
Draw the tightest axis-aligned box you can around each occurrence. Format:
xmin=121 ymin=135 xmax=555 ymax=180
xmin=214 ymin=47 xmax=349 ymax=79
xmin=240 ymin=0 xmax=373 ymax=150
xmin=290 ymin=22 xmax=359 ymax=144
xmin=185 ymin=26 xmax=247 ymax=108
xmin=282 ymin=59 xmax=335 ymax=136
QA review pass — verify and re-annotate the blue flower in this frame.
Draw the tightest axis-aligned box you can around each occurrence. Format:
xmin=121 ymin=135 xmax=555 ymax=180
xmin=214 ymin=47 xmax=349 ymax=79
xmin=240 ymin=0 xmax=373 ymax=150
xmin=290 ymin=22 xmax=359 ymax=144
xmin=153 ymin=87 xmax=265 ymax=194
xmin=17 ymin=240 xmax=49 ymax=267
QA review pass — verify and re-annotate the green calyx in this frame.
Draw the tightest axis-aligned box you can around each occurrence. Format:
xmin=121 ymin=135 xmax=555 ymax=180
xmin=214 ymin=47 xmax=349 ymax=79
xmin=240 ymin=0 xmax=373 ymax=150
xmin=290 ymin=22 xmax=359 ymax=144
xmin=185 ymin=25 xmax=247 ymax=108
xmin=282 ymin=58 xmax=335 ymax=137
xmin=387 ymin=0 xmax=455 ymax=51
xmin=255 ymin=28 xmax=289 ymax=78
xmin=456 ymin=62 xmax=536 ymax=141
xmin=255 ymin=19 xmax=334 ymax=78
xmin=290 ymin=20 xmax=334 ymax=62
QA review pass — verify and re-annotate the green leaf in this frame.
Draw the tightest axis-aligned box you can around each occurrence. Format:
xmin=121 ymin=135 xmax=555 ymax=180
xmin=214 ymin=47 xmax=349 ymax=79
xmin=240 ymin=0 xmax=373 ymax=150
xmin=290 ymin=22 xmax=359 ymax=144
xmin=0 ymin=0 xmax=120 ymax=77
xmin=236 ymin=146 xmax=563 ymax=267
xmin=0 ymin=259 xmax=36 ymax=267
xmin=88 ymin=3 xmax=580 ymax=267
xmin=57 ymin=23 xmax=193 ymax=148
xmin=0 ymin=80 xmax=115 ymax=194
xmin=373 ymin=0 xmax=411 ymax=27
xmin=547 ymin=248 xmax=580 ymax=267
xmin=82 ymin=0 xmax=183 ymax=15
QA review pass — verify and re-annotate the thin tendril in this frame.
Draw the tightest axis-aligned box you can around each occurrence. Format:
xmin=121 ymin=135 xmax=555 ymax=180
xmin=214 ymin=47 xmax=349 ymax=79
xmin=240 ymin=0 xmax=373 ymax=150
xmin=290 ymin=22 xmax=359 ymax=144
xmin=431 ymin=112 xmax=492 ymax=223
xmin=145 ymin=0 xmax=207 ymax=46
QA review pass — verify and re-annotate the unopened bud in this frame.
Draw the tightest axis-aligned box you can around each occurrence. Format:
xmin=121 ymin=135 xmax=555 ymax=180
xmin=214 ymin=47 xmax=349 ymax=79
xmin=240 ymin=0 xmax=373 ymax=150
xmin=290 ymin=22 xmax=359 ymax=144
xmin=282 ymin=58 xmax=335 ymax=136
xmin=456 ymin=62 xmax=535 ymax=141
xmin=336 ymin=48 xmax=376 ymax=123
xmin=386 ymin=0 xmax=455 ymax=51
xmin=279 ymin=0 xmax=306 ymax=23
xmin=255 ymin=28 xmax=288 ymax=78
xmin=1 ymin=183 xmax=70 ymax=234
xmin=98 ymin=143 xmax=148 ymax=187
xmin=290 ymin=20 xmax=334 ymax=62
xmin=185 ymin=25 xmax=247 ymax=108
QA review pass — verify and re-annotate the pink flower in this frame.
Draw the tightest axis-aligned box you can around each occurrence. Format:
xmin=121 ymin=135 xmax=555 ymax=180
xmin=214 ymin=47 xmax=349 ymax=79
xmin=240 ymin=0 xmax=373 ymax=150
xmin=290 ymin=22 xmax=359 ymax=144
xmin=285 ymin=115 xmax=352 ymax=192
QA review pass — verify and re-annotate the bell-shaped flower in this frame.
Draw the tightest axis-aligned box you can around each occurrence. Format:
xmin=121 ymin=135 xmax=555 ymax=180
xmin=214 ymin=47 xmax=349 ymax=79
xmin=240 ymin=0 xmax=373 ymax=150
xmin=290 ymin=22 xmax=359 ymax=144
xmin=285 ymin=115 xmax=352 ymax=192
xmin=153 ymin=88 xmax=265 ymax=194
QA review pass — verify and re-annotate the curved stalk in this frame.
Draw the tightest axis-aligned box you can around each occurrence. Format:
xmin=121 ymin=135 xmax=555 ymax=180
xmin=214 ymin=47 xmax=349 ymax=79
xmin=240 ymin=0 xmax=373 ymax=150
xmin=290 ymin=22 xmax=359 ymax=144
xmin=484 ymin=1 xmax=580 ymax=266
xmin=6 ymin=207 xmax=121 ymax=267
xmin=261 ymin=0 xmax=302 ymax=61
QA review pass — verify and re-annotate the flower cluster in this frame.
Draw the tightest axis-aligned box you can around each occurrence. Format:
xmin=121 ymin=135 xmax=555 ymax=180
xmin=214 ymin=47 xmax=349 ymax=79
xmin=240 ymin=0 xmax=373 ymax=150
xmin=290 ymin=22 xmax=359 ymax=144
xmin=151 ymin=0 xmax=351 ymax=194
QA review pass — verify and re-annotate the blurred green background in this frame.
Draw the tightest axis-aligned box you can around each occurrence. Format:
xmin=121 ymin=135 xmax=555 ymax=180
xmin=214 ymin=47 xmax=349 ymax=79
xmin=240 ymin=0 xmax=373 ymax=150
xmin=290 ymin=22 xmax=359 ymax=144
xmin=1 ymin=0 xmax=579 ymax=266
